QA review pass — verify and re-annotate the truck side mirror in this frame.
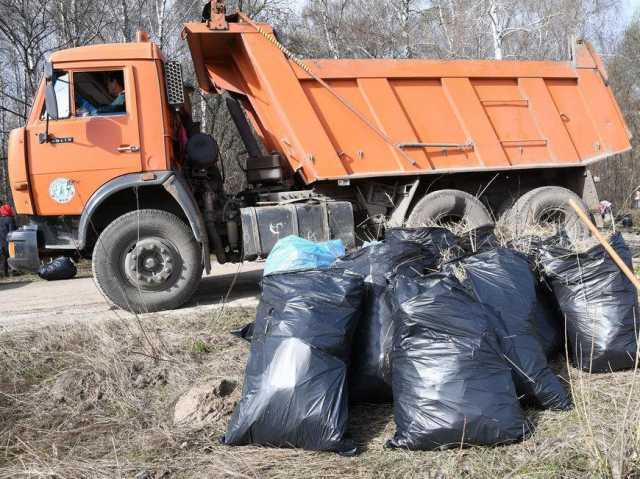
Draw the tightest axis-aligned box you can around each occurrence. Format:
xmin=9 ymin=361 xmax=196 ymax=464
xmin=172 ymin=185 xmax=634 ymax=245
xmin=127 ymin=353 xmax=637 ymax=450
xmin=44 ymin=61 xmax=53 ymax=81
xmin=44 ymin=81 xmax=59 ymax=121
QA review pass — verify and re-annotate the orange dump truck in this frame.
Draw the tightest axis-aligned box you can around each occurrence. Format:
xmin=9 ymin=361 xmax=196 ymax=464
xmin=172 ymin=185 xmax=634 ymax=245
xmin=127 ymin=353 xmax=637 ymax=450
xmin=6 ymin=1 xmax=632 ymax=312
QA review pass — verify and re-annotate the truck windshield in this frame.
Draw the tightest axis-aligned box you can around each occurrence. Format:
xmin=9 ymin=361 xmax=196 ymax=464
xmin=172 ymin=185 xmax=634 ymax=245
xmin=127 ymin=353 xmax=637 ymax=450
xmin=74 ymin=70 xmax=126 ymax=117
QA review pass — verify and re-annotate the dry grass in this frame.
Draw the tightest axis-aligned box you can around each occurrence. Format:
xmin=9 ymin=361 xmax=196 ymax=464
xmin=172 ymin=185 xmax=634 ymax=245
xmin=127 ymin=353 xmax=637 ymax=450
xmin=0 ymin=306 xmax=639 ymax=478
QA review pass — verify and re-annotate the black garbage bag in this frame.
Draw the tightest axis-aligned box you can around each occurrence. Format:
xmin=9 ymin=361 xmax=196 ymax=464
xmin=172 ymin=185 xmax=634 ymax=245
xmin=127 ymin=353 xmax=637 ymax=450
xmin=386 ymin=272 xmax=529 ymax=450
xmin=384 ymin=227 xmax=462 ymax=259
xmin=532 ymin=279 xmax=564 ymax=359
xmin=222 ymin=269 xmax=364 ymax=454
xmin=540 ymin=232 xmax=639 ymax=372
xmin=508 ymin=236 xmax=564 ymax=359
xmin=458 ymin=225 xmax=500 ymax=253
xmin=334 ymin=240 xmax=436 ymax=402
xmin=451 ymin=249 xmax=571 ymax=410
xmin=38 ymin=257 xmax=77 ymax=281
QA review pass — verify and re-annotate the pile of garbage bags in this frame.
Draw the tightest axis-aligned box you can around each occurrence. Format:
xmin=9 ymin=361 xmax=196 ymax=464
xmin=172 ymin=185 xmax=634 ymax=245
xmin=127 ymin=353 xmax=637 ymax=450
xmin=223 ymin=228 xmax=639 ymax=453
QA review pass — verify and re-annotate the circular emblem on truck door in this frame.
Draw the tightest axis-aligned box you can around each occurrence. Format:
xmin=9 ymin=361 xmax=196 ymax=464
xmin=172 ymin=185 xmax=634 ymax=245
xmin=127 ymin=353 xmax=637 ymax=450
xmin=48 ymin=178 xmax=76 ymax=204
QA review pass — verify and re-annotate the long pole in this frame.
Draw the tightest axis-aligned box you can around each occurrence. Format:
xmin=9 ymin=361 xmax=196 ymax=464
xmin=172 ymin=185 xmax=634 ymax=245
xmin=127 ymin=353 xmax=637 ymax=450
xmin=568 ymin=199 xmax=640 ymax=291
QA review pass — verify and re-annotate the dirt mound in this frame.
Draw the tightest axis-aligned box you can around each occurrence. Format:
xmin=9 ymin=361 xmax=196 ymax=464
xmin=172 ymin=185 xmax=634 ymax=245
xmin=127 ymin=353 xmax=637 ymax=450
xmin=173 ymin=378 xmax=239 ymax=428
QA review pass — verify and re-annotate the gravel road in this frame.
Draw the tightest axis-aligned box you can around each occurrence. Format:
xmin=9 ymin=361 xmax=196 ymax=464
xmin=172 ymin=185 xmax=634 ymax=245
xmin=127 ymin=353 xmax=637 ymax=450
xmin=0 ymin=262 xmax=263 ymax=330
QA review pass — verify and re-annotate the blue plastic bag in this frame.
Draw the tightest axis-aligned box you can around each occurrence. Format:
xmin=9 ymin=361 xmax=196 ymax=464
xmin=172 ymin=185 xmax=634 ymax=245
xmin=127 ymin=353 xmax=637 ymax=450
xmin=264 ymin=236 xmax=345 ymax=276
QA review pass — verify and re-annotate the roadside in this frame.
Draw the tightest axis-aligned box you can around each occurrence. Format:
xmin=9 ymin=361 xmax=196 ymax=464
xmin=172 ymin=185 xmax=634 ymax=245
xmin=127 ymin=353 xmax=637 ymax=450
xmin=0 ymin=262 xmax=263 ymax=330
xmin=0 ymin=301 xmax=638 ymax=478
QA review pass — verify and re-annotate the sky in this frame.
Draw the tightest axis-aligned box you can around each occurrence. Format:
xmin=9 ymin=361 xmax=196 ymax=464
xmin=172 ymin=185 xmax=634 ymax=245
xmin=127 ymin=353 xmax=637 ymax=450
xmin=625 ymin=0 xmax=638 ymax=20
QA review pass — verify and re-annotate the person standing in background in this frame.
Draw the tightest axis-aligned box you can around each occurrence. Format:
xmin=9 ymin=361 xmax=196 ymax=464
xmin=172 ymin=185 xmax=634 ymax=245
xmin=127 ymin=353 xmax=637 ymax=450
xmin=599 ymin=199 xmax=613 ymax=224
xmin=634 ymin=190 xmax=640 ymax=209
xmin=0 ymin=204 xmax=16 ymax=277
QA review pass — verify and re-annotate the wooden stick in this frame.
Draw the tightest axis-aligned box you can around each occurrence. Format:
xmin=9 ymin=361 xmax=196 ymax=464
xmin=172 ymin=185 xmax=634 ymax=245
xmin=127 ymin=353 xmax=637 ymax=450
xmin=568 ymin=199 xmax=640 ymax=291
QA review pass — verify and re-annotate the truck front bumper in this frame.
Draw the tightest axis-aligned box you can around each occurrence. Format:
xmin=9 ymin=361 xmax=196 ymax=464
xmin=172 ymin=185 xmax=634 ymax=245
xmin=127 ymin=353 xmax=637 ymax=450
xmin=7 ymin=225 xmax=40 ymax=273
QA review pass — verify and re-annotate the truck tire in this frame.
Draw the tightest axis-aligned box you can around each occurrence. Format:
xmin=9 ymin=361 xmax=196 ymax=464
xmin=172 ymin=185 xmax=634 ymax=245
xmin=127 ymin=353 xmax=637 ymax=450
xmin=92 ymin=209 xmax=202 ymax=313
xmin=499 ymin=187 xmax=540 ymax=224
xmin=406 ymin=189 xmax=494 ymax=229
xmin=510 ymin=186 xmax=590 ymax=239
xmin=496 ymin=187 xmax=536 ymax=221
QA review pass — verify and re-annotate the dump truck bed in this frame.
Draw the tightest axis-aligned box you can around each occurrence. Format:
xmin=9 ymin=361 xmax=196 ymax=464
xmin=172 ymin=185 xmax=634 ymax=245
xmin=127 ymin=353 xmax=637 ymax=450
xmin=184 ymin=21 xmax=631 ymax=184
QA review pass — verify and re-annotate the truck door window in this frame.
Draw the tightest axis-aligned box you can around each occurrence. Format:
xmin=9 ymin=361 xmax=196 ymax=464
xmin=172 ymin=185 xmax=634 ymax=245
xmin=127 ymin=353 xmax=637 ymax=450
xmin=74 ymin=70 xmax=126 ymax=117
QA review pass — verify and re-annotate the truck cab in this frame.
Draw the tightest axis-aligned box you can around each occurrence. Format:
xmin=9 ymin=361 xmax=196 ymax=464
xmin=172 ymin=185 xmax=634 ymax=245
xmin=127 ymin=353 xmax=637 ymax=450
xmin=7 ymin=24 xmax=354 ymax=313
xmin=10 ymin=41 xmax=172 ymax=221
xmin=8 ymin=37 xmax=218 ymax=311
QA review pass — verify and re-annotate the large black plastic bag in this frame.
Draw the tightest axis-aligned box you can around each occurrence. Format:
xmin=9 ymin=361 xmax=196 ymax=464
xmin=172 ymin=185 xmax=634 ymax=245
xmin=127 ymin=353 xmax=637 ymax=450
xmin=533 ymin=279 xmax=564 ymax=359
xmin=458 ymin=225 xmax=500 ymax=253
xmin=333 ymin=240 xmax=435 ymax=402
xmin=385 ymin=227 xmax=462 ymax=259
xmin=386 ymin=272 xmax=529 ymax=450
xmin=452 ymin=249 xmax=571 ymax=410
xmin=509 ymin=235 xmax=564 ymax=358
xmin=38 ymin=257 xmax=77 ymax=281
xmin=540 ymin=232 xmax=639 ymax=372
xmin=223 ymin=269 xmax=364 ymax=453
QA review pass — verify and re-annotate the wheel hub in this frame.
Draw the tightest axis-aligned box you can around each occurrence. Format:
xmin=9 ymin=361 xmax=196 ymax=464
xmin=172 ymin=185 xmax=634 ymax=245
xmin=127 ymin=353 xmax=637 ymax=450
xmin=124 ymin=238 xmax=177 ymax=290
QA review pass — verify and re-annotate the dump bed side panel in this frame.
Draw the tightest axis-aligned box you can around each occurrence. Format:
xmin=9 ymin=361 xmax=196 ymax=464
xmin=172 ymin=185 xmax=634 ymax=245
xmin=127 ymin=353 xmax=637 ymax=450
xmin=184 ymin=22 xmax=631 ymax=184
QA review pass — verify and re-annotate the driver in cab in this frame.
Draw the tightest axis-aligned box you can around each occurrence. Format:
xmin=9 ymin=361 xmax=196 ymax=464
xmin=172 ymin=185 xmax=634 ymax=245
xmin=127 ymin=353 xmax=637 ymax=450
xmin=76 ymin=74 xmax=126 ymax=116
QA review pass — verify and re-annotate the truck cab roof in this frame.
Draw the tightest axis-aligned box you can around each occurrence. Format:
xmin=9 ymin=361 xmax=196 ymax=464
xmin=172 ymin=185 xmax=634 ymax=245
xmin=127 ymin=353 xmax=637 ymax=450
xmin=50 ymin=41 xmax=164 ymax=63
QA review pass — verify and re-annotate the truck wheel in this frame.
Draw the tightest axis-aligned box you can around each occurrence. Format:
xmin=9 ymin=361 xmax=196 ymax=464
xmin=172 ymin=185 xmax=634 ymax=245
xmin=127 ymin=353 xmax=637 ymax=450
xmin=496 ymin=187 xmax=536 ymax=221
xmin=498 ymin=187 xmax=539 ymax=224
xmin=510 ymin=186 xmax=590 ymax=239
xmin=406 ymin=189 xmax=494 ymax=228
xmin=92 ymin=209 xmax=202 ymax=313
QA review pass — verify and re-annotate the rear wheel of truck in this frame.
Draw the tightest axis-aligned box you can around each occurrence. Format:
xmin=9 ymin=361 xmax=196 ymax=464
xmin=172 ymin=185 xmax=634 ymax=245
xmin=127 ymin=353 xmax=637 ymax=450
xmin=92 ymin=209 xmax=202 ymax=313
xmin=406 ymin=189 xmax=494 ymax=229
xmin=509 ymin=186 xmax=590 ymax=239
xmin=498 ymin=187 xmax=540 ymax=224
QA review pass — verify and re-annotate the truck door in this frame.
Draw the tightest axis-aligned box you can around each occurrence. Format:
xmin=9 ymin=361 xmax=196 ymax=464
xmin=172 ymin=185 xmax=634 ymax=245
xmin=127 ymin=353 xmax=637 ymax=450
xmin=26 ymin=67 xmax=142 ymax=215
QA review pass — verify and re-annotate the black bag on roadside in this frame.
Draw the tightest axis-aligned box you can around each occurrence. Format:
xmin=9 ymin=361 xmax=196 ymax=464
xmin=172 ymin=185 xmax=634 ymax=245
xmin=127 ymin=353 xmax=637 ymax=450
xmin=532 ymin=279 xmax=564 ymax=359
xmin=38 ymin=257 xmax=77 ymax=281
xmin=540 ymin=232 xmax=639 ymax=372
xmin=509 ymin=235 xmax=564 ymax=359
xmin=386 ymin=272 xmax=529 ymax=450
xmin=334 ymin=240 xmax=435 ymax=402
xmin=452 ymin=249 xmax=571 ymax=410
xmin=222 ymin=269 xmax=364 ymax=454
xmin=385 ymin=227 xmax=462 ymax=260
